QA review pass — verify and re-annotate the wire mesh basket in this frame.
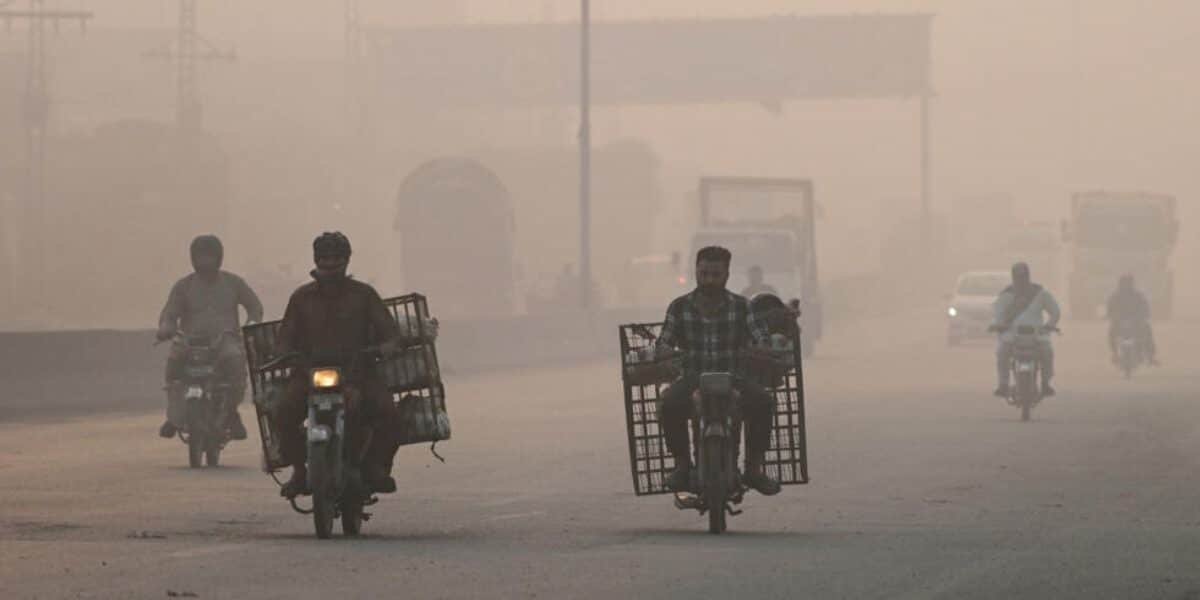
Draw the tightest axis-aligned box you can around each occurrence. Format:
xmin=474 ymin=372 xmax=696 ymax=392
xmin=618 ymin=321 xmax=809 ymax=496
xmin=380 ymin=294 xmax=449 ymax=446
xmin=242 ymin=319 xmax=290 ymax=472
xmin=241 ymin=292 xmax=450 ymax=472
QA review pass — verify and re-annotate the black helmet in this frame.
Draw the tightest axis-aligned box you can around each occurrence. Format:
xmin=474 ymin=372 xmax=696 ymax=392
xmin=190 ymin=235 xmax=224 ymax=271
xmin=749 ymin=292 xmax=786 ymax=314
xmin=313 ymin=231 xmax=352 ymax=260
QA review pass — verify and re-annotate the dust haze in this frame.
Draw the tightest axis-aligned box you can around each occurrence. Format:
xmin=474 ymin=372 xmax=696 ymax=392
xmin=1 ymin=0 xmax=1196 ymax=327
xmin=4 ymin=3 xmax=1200 ymax=596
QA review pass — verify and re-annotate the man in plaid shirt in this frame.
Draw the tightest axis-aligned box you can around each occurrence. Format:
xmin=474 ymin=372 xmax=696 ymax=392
xmin=655 ymin=246 xmax=781 ymax=496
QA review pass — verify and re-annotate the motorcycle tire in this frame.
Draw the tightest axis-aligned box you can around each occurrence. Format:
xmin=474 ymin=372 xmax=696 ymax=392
xmin=309 ymin=448 xmax=336 ymax=540
xmin=341 ymin=500 xmax=364 ymax=536
xmin=205 ymin=444 xmax=221 ymax=467
xmin=187 ymin=433 xmax=204 ymax=469
xmin=1016 ymin=373 xmax=1036 ymax=422
xmin=703 ymin=436 xmax=728 ymax=534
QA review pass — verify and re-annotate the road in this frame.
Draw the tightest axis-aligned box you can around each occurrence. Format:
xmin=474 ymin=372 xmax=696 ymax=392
xmin=2 ymin=308 xmax=1199 ymax=599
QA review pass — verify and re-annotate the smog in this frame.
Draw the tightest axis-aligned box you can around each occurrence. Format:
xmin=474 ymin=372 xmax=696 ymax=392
xmin=1 ymin=1 xmax=1197 ymax=597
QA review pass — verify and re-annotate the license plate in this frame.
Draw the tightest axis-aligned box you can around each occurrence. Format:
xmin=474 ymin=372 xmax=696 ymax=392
xmin=185 ymin=386 xmax=204 ymax=399
xmin=1016 ymin=362 xmax=1035 ymax=373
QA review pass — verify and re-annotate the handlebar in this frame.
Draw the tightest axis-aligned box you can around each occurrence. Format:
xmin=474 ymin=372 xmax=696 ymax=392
xmin=153 ymin=329 xmax=237 ymax=347
xmin=256 ymin=346 xmax=390 ymax=373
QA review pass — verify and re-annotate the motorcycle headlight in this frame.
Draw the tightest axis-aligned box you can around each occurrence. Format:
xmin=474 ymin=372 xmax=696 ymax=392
xmin=947 ymin=306 xmax=958 ymax=317
xmin=311 ymin=368 xmax=341 ymax=389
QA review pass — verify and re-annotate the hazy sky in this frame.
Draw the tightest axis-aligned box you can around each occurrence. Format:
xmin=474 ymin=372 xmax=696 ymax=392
xmin=2 ymin=1 xmax=1198 ymax=327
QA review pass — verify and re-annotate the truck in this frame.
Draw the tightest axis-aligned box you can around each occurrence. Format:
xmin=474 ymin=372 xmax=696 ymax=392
xmin=692 ymin=176 xmax=822 ymax=355
xmin=1062 ymin=191 xmax=1178 ymax=319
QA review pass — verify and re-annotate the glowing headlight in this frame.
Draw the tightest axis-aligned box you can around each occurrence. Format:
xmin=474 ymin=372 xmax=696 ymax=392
xmin=311 ymin=368 xmax=341 ymax=389
xmin=947 ymin=307 xmax=958 ymax=317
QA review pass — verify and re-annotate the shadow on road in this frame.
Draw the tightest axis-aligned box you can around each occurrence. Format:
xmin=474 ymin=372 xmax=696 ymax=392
xmin=251 ymin=528 xmax=485 ymax=544
xmin=164 ymin=464 xmax=256 ymax=473
xmin=617 ymin=527 xmax=844 ymax=542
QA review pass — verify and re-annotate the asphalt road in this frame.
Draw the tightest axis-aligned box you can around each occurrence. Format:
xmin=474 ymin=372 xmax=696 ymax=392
xmin=2 ymin=308 xmax=1199 ymax=599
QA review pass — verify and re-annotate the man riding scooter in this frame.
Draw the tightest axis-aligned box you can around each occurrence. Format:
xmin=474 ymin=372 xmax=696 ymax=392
xmin=1107 ymin=274 xmax=1159 ymax=366
xmin=157 ymin=235 xmax=263 ymax=440
xmin=992 ymin=262 xmax=1061 ymax=398
xmin=274 ymin=232 xmax=403 ymax=499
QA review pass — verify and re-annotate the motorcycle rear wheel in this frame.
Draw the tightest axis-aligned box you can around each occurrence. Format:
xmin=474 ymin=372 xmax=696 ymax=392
xmin=187 ymin=433 xmax=204 ymax=468
xmin=703 ymin=437 xmax=728 ymax=534
xmin=341 ymin=501 xmax=364 ymax=536
xmin=205 ymin=444 xmax=221 ymax=467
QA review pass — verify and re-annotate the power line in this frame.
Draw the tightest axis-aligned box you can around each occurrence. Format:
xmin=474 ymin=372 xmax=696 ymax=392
xmin=0 ymin=1 xmax=92 ymax=309
xmin=143 ymin=0 xmax=234 ymax=132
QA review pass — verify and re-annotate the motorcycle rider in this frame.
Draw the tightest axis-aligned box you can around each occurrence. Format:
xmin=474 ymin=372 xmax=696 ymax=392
xmin=992 ymin=262 xmax=1061 ymax=398
xmin=1106 ymin=274 xmax=1158 ymax=366
xmin=157 ymin=235 xmax=263 ymax=440
xmin=655 ymin=246 xmax=781 ymax=496
xmin=275 ymin=232 xmax=403 ymax=499
xmin=741 ymin=265 xmax=779 ymax=298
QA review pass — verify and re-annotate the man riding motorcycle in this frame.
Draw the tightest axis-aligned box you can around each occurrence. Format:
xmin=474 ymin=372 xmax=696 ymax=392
xmin=1106 ymin=274 xmax=1158 ymax=366
xmin=275 ymin=232 xmax=403 ymax=499
xmin=655 ymin=246 xmax=781 ymax=497
xmin=992 ymin=262 xmax=1061 ymax=398
xmin=157 ymin=235 xmax=263 ymax=440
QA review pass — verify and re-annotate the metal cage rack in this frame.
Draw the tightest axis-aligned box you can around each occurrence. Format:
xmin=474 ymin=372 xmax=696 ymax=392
xmin=242 ymin=293 xmax=448 ymax=473
xmin=618 ymin=322 xmax=809 ymax=496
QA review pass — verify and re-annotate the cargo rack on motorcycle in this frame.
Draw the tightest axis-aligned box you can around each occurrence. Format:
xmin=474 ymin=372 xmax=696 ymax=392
xmin=242 ymin=293 xmax=449 ymax=474
xmin=618 ymin=322 xmax=809 ymax=496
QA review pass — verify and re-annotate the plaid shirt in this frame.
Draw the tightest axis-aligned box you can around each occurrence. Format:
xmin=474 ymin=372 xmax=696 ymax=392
xmin=656 ymin=289 xmax=769 ymax=376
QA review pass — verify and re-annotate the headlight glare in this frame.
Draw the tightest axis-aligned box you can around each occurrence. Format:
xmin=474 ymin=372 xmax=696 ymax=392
xmin=947 ymin=306 xmax=958 ymax=317
xmin=311 ymin=368 xmax=341 ymax=389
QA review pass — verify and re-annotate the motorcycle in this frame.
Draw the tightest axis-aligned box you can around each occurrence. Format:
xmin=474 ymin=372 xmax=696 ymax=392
xmin=992 ymin=324 xmax=1060 ymax=422
xmin=259 ymin=347 xmax=381 ymax=539
xmin=662 ymin=349 xmax=792 ymax=535
xmin=1114 ymin=320 xmax=1143 ymax=378
xmin=165 ymin=332 xmax=236 ymax=468
xmin=676 ymin=371 xmax=746 ymax=534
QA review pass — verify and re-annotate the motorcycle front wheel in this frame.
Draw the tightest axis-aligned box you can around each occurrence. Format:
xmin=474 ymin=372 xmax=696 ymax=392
xmin=309 ymin=448 xmax=336 ymax=540
xmin=702 ymin=436 xmax=728 ymax=534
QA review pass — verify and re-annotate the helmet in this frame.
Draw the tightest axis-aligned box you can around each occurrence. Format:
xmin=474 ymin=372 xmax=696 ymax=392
xmin=1011 ymin=262 xmax=1031 ymax=286
xmin=313 ymin=231 xmax=352 ymax=260
xmin=189 ymin=235 xmax=224 ymax=271
xmin=749 ymin=292 xmax=786 ymax=315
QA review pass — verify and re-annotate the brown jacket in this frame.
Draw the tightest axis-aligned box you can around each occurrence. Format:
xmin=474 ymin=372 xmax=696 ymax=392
xmin=276 ymin=276 xmax=400 ymax=369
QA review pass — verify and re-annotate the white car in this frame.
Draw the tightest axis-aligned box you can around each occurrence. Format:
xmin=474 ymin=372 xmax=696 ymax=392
xmin=946 ymin=270 xmax=1010 ymax=346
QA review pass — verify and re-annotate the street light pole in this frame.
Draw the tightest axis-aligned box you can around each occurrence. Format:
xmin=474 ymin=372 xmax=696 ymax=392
xmin=578 ymin=0 xmax=592 ymax=310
